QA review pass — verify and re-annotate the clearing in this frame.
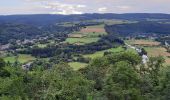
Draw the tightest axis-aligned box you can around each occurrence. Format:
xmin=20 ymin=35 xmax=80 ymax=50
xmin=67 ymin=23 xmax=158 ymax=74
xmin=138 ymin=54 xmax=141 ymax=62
xmin=68 ymin=62 xmax=87 ymax=70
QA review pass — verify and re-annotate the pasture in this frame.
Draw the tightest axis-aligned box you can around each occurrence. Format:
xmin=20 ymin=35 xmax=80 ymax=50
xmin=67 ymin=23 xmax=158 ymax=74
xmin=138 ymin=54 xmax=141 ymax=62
xmin=145 ymin=47 xmax=170 ymax=65
xmin=66 ymin=24 xmax=107 ymax=45
xmin=126 ymin=39 xmax=170 ymax=65
xmin=126 ymin=39 xmax=160 ymax=46
xmin=4 ymin=54 xmax=36 ymax=64
xmin=65 ymin=37 xmax=100 ymax=45
xmin=84 ymin=47 xmax=124 ymax=59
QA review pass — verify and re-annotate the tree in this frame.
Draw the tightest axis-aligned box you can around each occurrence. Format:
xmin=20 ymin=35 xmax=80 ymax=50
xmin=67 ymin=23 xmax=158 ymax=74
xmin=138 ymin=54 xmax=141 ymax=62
xmin=147 ymin=56 xmax=165 ymax=86
xmin=153 ymin=66 xmax=170 ymax=100
xmin=104 ymin=61 xmax=142 ymax=100
xmin=41 ymin=63 xmax=93 ymax=100
xmin=0 ymin=58 xmax=10 ymax=77
xmin=0 ymin=58 xmax=5 ymax=68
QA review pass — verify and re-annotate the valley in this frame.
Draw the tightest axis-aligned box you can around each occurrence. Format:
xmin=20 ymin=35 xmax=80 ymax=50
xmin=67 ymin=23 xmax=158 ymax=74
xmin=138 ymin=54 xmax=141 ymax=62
xmin=1 ymin=13 xmax=170 ymax=100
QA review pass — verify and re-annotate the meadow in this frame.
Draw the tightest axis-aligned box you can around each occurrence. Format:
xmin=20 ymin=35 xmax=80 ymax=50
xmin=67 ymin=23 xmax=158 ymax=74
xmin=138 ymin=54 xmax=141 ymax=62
xmin=126 ymin=39 xmax=160 ymax=46
xmin=65 ymin=37 xmax=100 ymax=45
xmin=84 ymin=47 xmax=124 ymax=59
xmin=4 ymin=54 xmax=36 ymax=64
xmin=65 ymin=24 xmax=107 ymax=45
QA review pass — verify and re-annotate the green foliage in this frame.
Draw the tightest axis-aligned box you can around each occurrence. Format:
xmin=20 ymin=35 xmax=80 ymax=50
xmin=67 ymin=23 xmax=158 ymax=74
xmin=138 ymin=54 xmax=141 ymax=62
xmin=0 ymin=63 xmax=93 ymax=100
xmin=42 ymin=63 xmax=93 ymax=100
xmin=0 ymin=58 xmax=6 ymax=68
xmin=104 ymin=61 xmax=142 ymax=100
xmin=81 ymin=52 xmax=168 ymax=100
xmin=153 ymin=66 xmax=170 ymax=100
xmin=106 ymin=51 xmax=141 ymax=66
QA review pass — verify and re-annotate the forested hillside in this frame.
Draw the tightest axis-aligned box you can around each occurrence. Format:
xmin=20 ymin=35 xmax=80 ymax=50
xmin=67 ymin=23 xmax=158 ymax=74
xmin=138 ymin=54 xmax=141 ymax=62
xmin=105 ymin=21 xmax=170 ymax=37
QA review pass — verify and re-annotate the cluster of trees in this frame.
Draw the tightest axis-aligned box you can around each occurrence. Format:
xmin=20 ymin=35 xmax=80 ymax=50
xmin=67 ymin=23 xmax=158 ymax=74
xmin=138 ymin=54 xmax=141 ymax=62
xmin=0 ymin=61 xmax=93 ymax=100
xmin=1 ymin=52 xmax=170 ymax=100
xmin=80 ymin=52 xmax=170 ymax=100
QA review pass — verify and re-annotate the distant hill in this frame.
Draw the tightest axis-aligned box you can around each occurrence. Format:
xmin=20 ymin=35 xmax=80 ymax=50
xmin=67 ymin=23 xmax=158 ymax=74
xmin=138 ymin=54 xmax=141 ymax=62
xmin=1 ymin=13 xmax=170 ymax=25
xmin=105 ymin=21 xmax=170 ymax=36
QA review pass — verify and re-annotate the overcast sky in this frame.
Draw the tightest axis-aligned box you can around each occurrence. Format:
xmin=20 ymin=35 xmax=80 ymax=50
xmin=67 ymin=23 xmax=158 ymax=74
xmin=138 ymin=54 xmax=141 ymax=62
xmin=0 ymin=0 xmax=170 ymax=15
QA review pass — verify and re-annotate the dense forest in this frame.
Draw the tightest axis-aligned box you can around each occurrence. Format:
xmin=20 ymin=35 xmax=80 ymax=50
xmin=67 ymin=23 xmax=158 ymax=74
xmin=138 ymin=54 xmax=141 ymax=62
xmin=105 ymin=21 xmax=170 ymax=37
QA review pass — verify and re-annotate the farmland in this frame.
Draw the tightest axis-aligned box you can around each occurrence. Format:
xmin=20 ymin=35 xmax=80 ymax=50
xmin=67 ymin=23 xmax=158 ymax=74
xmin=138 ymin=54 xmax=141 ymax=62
xmin=65 ymin=37 xmax=100 ymax=45
xmin=65 ymin=24 xmax=107 ymax=45
xmin=84 ymin=47 xmax=124 ymax=59
xmin=126 ymin=39 xmax=160 ymax=46
xmin=126 ymin=39 xmax=170 ymax=65
xmin=67 ymin=47 xmax=125 ymax=70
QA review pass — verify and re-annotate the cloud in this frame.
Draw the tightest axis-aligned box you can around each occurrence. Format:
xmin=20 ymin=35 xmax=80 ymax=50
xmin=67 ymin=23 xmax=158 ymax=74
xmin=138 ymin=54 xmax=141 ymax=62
xmin=98 ymin=7 xmax=107 ymax=12
xmin=1 ymin=0 xmax=170 ymax=15
xmin=30 ymin=1 xmax=86 ymax=15
xmin=116 ymin=6 xmax=131 ymax=10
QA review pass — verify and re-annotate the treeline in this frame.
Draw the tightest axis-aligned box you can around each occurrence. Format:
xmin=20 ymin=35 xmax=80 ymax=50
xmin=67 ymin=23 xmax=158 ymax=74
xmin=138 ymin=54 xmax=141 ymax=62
xmin=1 ymin=13 xmax=170 ymax=25
xmin=105 ymin=21 xmax=170 ymax=37
xmin=0 ymin=52 xmax=170 ymax=100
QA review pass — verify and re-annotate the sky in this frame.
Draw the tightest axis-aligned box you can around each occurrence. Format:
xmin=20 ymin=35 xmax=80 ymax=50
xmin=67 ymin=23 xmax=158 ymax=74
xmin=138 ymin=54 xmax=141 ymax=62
xmin=0 ymin=0 xmax=170 ymax=15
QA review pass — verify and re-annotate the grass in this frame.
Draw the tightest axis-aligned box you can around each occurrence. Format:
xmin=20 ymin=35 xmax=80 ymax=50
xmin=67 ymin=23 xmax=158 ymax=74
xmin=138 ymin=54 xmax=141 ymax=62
xmin=65 ymin=37 xmax=100 ymax=45
xmin=37 ymin=44 xmax=47 ymax=48
xmin=125 ymin=39 xmax=160 ymax=46
xmin=4 ymin=54 xmax=36 ymax=64
xmin=84 ymin=47 xmax=124 ymax=59
xmin=66 ymin=24 xmax=107 ymax=45
xmin=144 ymin=47 xmax=170 ymax=66
xmin=68 ymin=62 xmax=87 ymax=70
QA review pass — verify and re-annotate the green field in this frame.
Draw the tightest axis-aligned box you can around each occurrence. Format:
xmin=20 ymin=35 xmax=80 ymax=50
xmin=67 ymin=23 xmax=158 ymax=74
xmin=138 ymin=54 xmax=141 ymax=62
xmin=66 ymin=24 xmax=107 ymax=45
xmin=65 ymin=37 xmax=100 ymax=45
xmin=4 ymin=54 xmax=36 ymax=64
xmin=84 ymin=47 xmax=124 ymax=59
xmin=37 ymin=44 xmax=47 ymax=48
xmin=68 ymin=62 xmax=87 ymax=70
